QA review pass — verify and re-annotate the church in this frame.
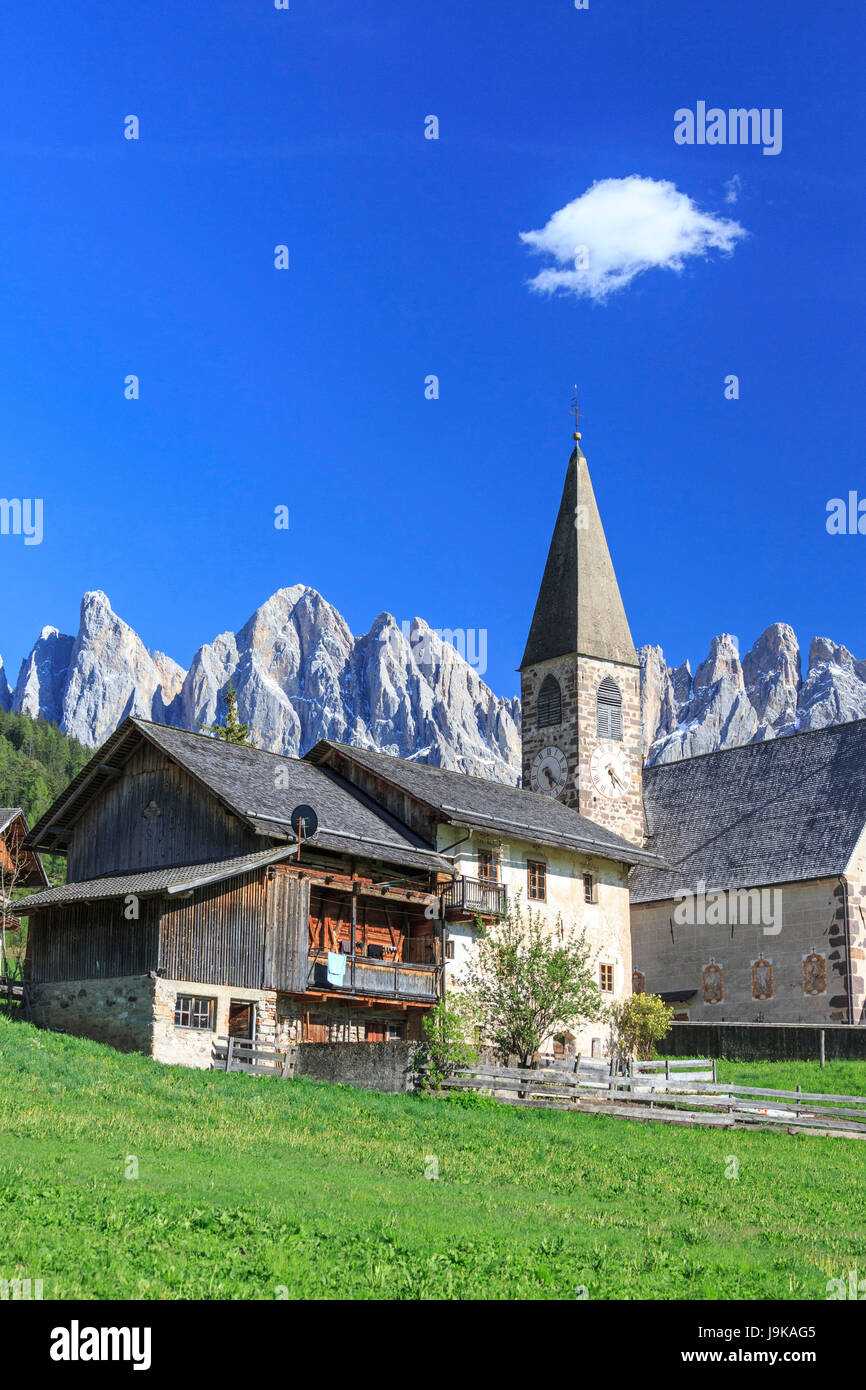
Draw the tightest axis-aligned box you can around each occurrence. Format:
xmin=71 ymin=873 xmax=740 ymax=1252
xmin=519 ymin=428 xmax=866 ymax=1030
xmin=17 ymin=423 xmax=866 ymax=1065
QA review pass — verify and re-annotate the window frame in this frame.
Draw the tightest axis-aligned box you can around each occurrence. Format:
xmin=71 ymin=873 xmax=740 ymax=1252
xmin=527 ymin=859 xmax=547 ymax=902
xmin=174 ymin=995 xmax=216 ymax=1031
xmin=599 ymin=962 xmax=615 ymax=994
xmin=583 ymin=872 xmax=596 ymax=904
xmin=477 ymin=849 xmax=498 ymax=883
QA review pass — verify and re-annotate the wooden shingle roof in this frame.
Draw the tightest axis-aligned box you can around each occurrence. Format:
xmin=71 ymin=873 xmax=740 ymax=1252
xmin=520 ymin=447 xmax=639 ymax=671
xmin=307 ymin=739 xmax=666 ymax=868
xmin=631 ymin=719 xmax=866 ymax=903
xmin=25 ymin=719 xmax=454 ymax=877
xmin=22 ymin=846 xmax=297 ymax=910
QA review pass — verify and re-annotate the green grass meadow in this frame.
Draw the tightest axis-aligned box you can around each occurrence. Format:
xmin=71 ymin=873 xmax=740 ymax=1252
xmin=0 ymin=1014 xmax=864 ymax=1300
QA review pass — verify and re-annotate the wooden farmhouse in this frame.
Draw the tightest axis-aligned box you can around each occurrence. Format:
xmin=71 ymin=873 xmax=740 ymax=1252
xmin=20 ymin=718 xmax=662 ymax=1066
xmin=0 ymin=807 xmax=48 ymax=925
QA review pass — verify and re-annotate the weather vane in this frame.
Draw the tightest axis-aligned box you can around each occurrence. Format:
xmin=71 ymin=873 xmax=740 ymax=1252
xmin=571 ymin=384 xmax=584 ymax=444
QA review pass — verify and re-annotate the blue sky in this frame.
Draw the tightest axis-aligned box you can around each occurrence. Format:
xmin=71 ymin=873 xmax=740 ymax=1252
xmin=1 ymin=0 xmax=863 ymax=699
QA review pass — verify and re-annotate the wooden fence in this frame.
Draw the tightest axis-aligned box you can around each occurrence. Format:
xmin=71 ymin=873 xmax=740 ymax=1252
xmin=439 ymin=1058 xmax=866 ymax=1137
xmin=212 ymin=1036 xmax=296 ymax=1078
xmin=0 ymin=975 xmax=29 ymax=1019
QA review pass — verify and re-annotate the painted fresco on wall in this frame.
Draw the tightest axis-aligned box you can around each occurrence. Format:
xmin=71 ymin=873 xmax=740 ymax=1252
xmin=751 ymin=957 xmax=773 ymax=1000
xmin=702 ymin=962 xmax=723 ymax=1004
xmin=803 ymin=952 xmax=827 ymax=996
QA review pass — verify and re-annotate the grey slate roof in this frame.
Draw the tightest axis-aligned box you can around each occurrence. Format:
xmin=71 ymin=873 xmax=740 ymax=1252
xmin=307 ymin=740 xmax=666 ymax=869
xmin=631 ymin=719 xmax=866 ymax=903
xmin=21 ymin=847 xmax=297 ymax=910
xmin=520 ymin=447 xmax=639 ymax=670
xmin=26 ymin=718 xmax=453 ymax=878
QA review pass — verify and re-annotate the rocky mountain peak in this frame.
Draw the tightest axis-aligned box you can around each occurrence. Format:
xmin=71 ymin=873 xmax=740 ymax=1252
xmin=3 ymin=587 xmax=865 ymax=779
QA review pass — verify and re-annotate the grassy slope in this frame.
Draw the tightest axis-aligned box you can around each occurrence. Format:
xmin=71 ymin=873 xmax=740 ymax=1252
xmin=0 ymin=1016 xmax=864 ymax=1301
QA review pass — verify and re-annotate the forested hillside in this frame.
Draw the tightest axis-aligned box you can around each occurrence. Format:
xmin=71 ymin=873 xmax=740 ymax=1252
xmin=0 ymin=709 xmax=89 ymax=827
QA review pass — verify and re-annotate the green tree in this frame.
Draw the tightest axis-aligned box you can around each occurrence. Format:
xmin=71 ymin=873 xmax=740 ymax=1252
xmin=458 ymin=898 xmax=604 ymax=1068
xmin=609 ymin=993 xmax=674 ymax=1063
xmin=413 ymin=999 xmax=478 ymax=1094
xmin=198 ymin=684 xmax=253 ymax=745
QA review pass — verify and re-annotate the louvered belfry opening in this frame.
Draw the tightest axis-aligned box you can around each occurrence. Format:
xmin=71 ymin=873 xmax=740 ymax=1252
xmin=596 ymin=676 xmax=623 ymax=740
xmin=537 ymin=674 xmax=562 ymax=728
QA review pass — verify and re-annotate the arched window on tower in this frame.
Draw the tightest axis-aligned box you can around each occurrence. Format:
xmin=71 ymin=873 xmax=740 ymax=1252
xmin=537 ymin=674 xmax=562 ymax=728
xmin=596 ymin=676 xmax=623 ymax=741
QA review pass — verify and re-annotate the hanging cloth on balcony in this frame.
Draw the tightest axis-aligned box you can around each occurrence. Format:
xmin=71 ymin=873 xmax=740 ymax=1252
xmin=327 ymin=951 xmax=348 ymax=987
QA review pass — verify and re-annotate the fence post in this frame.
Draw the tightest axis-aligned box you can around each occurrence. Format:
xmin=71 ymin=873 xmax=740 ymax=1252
xmin=225 ymin=1036 xmax=234 ymax=1073
xmin=820 ymin=1030 xmax=826 ymax=1069
xmin=712 ymin=1058 xmax=717 ymax=1084
xmin=665 ymin=1058 xmax=671 ymax=1082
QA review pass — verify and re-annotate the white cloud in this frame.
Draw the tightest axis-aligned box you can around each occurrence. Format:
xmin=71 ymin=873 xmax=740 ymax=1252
xmin=724 ymin=174 xmax=742 ymax=204
xmin=520 ymin=175 xmax=746 ymax=302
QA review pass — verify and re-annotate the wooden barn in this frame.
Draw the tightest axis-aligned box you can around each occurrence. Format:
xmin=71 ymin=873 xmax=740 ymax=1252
xmin=19 ymin=715 xmax=658 ymax=1067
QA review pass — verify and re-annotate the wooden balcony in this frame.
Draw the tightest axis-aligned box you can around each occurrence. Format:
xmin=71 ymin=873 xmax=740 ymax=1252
xmin=306 ymin=950 xmax=441 ymax=1003
xmin=442 ymin=875 xmax=507 ymax=920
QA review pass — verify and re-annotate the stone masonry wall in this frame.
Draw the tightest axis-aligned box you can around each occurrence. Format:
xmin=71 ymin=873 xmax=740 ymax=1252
xmin=293 ymin=1041 xmax=421 ymax=1092
xmin=521 ymin=654 xmax=644 ymax=845
xmin=152 ymin=978 xmax=279 ymax=1068
xmin=27 ymin=974 xmax=156 ymax=1053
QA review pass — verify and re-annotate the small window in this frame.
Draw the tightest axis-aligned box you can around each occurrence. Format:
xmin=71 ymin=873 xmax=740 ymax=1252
xmin=537 ymin=674 xmax=562 ymax=728
xmin=599 ymin=963 xmax=614 ymax=993
xmin=478 ymin=850 xmax=498 ymax=883
xmin=386 ymin=1020 xmax=405 ymax=1042
xmin=527 ymin=860 xmax=547 ymax=901
xmin=596 ymin=676 xmax=623 ymax=741
xmin=174 ymin=995 xmax=215 ymax=1030
xmin=583 ymin=872 xmax=595 ymax=904
xmin=445 ymin=939 xmax=455 ymax=960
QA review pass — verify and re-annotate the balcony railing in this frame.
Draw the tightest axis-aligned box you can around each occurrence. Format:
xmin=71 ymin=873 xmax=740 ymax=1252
xmin=307 ymin=951 xmax=442 ymax=1002
xmin=442 ymin=876 xmax=508 ymax=918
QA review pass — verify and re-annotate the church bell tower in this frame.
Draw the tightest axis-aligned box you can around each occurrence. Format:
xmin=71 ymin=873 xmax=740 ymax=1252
xmin=519 ymin=396 xmax=644 ymax=844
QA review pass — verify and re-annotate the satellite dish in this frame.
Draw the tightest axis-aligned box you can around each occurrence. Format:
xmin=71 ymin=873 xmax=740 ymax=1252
xmin=290 ymin=804 xmax=318 ymax=840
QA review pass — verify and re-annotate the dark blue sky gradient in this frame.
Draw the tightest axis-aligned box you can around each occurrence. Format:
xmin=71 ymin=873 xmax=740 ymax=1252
xmin=0 ymin=0 xmax=863 ymax=697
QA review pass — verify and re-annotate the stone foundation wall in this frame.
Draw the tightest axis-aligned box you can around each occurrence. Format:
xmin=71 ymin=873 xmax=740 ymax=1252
xmin=152 ymin=978 xmax=278 ymax=1068
xmin=27 ymin=974 xmax=156 ymax=1053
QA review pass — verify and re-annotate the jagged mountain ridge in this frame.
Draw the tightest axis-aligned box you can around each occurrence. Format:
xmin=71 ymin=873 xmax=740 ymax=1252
xmin=3 ymin=591 xmax=865 ymax=779
xmin=4 ymin=589 xmax=522 ymax=782
xmin=640 ymin=623 xmax=866 ymax=764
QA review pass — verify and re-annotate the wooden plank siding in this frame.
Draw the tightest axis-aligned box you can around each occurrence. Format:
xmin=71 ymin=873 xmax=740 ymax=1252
xmin=263 ymin=872 xmax=310 ymax=993
xmin=27 ymin=899 xmax=160 ymax=983
xmin=67 ymin=742 xmax=258 ymax=882
xmin=158 ymin=870 xmax=272 ymax=989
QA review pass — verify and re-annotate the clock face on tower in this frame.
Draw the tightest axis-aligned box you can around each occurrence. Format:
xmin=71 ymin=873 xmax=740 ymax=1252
xmin=590 ymin=743 xmax=632 ymax=800
xmin=530 ymin=745 xmax=568 ymax=797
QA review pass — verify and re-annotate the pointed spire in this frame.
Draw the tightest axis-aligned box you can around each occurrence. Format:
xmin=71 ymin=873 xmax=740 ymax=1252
xmin=520 ymin=433 xmax=639 ymax=671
